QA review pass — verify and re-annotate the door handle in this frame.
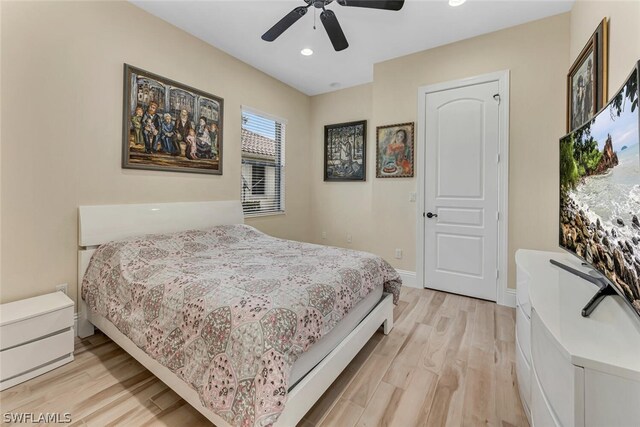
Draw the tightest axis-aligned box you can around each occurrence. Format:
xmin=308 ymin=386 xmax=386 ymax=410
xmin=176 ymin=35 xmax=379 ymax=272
xmin=426 ymin=212 xmax=438 ymax=218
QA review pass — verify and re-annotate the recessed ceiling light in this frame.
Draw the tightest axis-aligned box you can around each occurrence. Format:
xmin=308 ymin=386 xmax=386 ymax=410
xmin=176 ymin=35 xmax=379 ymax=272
xmin=301 ymin=48 xmax=313 ymax=56
xmin=449 ymin=0 xmax=466 ymax=6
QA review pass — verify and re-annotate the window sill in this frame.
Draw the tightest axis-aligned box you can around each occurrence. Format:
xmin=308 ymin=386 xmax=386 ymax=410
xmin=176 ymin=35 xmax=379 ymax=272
xmin=244 ymin=211 xmax=286 ymax=219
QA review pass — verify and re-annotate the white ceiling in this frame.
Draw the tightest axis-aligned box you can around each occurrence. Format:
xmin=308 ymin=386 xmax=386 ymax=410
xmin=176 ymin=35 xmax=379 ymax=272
xmin=132 ymin=0 xmax=574 ymax=96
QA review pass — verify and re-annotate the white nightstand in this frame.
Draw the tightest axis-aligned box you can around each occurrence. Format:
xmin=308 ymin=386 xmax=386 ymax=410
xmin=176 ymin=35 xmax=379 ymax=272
xmin=0 ymin=292 xmax=75 ymax=391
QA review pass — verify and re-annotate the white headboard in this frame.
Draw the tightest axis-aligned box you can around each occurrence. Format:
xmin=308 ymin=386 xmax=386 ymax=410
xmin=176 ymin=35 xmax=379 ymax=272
xmin=78 ymin=200 xmax=244 ymax=247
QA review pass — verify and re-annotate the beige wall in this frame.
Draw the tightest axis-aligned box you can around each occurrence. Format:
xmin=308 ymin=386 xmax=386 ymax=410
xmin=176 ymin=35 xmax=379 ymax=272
xmin=0 ymin=1 xmax=311 ymax=305
xmin=310 ymin=1 xmax=640 ymax=292
xmin=310 ymin=14 xmax=571 ymax=290
xmin=3 ymin=1 xmax=638 ymax=307
xmin=570 ymin=0 xmax=640 ymax=96
xmin=309 ymin=83 xmax=374 ymax=256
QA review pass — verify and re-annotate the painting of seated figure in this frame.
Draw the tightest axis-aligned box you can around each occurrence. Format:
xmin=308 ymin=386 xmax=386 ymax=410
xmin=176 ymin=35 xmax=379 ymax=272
xmin=123 ymin=64 xmax=224 ymax=175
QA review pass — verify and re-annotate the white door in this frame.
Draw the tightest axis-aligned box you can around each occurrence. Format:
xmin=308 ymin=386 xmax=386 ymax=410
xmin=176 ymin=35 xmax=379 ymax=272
xmin=423 ymin=81 xmax=500 ymax=301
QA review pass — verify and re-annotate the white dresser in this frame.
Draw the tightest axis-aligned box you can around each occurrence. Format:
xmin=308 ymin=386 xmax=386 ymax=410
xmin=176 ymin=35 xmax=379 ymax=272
xmin=0 ymin=292 xmax=74 ymax=390
xmin=515 ymin=249 xmax=640 ymax=427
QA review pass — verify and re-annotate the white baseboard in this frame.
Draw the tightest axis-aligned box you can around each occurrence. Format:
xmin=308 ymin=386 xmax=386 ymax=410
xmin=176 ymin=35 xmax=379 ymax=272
xmin=396 ymin=269 xmax=419 ymax=289
xmin=500 ymin=288 xmax=516 ymax=308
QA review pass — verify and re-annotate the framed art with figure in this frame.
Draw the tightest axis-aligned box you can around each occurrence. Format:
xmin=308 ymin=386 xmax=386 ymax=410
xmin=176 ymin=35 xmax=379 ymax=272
xmin=567 ymin=18 xmax=608 ymax=132
xmin=376 ymin=122 xmax=414 ymax=178
xmin=324 ymin=120 xmax=367 ymax=181
xmin=122 ymin=64 xmax=224 ymax=175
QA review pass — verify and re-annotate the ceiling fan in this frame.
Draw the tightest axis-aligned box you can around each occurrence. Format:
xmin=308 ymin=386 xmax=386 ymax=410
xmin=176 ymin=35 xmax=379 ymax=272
xmin=261 ymin=0 xmax=405 ymax=52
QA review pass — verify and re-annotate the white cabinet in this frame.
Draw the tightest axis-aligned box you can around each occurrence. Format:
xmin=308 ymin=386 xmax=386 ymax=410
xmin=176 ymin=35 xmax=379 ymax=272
xmin=531 ymin=310 xmax=584 ymax=427
xmin=531 ymin=364 xmax=561 ymax=427
xmin=515 ymin=332 xmax=531 ymax=419
xmin=0 ymin=292 xmax=74 ymax=390
xmin=584 ymin=369 xmax=640 ymax=427
xmin=515 ymin=250 xmax=640 ymax=427
xmin=515 ymin=264 xmax=533 ymax=423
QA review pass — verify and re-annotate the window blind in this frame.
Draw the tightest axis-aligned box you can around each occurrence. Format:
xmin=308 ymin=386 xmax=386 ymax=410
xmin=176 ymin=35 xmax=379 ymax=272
xmin=241 ymin=108 xmax=285 ymax=216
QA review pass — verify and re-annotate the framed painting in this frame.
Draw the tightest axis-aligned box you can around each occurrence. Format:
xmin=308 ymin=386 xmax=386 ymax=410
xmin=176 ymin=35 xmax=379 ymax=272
xmin=324 ymin=120 xmax=367 ymax=181
xmin=122 ymin=64 xmax=224 ymax=175
xmin=376 ymin=122 xmax=414 ymax=178
xmin=567 ymin=18 xmax=608 ymax=131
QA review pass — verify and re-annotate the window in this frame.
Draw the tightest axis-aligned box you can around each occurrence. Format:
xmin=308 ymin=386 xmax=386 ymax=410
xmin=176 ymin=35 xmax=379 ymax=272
xmin=251 ymin=165 xmax=266 ymax=195
xmin=241 ymin=107 xmax=285 ymax=216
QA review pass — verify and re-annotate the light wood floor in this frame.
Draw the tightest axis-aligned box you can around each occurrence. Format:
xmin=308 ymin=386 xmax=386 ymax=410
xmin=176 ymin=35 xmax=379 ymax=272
xmin=0 ymin=287 xmax=529 ymax=427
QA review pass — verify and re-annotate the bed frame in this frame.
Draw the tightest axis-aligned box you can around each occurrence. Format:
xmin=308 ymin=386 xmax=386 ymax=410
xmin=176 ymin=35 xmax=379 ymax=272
xmin=77 ymin=200 xmax=394 ymax=427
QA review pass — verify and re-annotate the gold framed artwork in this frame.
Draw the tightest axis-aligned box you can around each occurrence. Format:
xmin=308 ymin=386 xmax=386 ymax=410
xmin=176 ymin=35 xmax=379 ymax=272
xmin=122 ymin=64 xmax=224 ymax=175
xmin=376 ymin=122 xmax=414 ymax=178
xmin=567 ymin=18 xmax=608 ymax=132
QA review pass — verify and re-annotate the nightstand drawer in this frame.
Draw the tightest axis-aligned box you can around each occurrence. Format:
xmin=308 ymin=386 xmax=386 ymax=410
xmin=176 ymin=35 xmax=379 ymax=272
xmin=0 ymin=306 xmax=73 ymax=349
xmin=0 ymin=292 xmax=74 ymax=350
xmin=0 ymin=328 xmax=74 ymax=381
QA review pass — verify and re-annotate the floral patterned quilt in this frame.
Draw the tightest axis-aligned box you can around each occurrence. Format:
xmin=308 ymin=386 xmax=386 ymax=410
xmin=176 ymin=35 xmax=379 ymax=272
xmin=81 ymin=224 xmax=401 ymax=426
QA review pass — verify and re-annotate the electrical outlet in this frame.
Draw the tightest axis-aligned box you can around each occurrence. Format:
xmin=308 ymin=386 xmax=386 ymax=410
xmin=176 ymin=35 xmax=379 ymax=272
xmin=409 ymin=192 xmax=416 ymax=202
xmin=346 ymin=233 xmax=352 ymax=244
xmin=395 ymin=248 xmax=403 ymax=259
xmin=321 ymin=231 xmax=327 ymax=240
xmin=56 ymin=283 xmax=68 ymax=295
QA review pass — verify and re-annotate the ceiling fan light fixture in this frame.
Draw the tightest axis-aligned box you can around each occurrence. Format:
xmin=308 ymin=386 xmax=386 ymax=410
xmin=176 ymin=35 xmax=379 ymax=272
xmin=263 ymin=0 xmax=404 ymax=51
xmin=301 ymin=48 xmax=314 ymax=56
xmin=448 ymin=0 xmax=466 ymax=6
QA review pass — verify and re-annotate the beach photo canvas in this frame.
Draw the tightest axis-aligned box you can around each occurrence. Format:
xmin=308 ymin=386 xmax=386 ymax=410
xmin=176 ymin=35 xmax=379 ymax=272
xmin=122 ymin=64 xmax=224 ymax=175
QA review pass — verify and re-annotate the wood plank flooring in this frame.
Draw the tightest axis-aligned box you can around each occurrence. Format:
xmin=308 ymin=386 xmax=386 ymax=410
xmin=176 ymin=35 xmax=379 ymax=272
xmin=0 ymin=287 xmax=529 ymax=427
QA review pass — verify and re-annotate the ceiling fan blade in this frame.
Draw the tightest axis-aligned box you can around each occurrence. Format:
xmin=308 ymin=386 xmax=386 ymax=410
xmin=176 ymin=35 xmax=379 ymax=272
xmin=261 ymin=6 xmax=308 ymax=42
xmin=320 ymin=10 xmax=349 ymax=52
xmin=337 ymin=0 xmax=404 ymax=11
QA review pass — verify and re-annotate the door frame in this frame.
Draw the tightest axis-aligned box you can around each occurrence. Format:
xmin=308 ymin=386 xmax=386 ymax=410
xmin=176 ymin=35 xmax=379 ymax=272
xmin=416 ymin=70 xmax=512 ymax=306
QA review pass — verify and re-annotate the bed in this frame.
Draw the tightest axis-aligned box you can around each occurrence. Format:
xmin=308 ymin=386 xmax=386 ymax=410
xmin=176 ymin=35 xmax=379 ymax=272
xmin=77 ymin=200 xmax=399 ymax=427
